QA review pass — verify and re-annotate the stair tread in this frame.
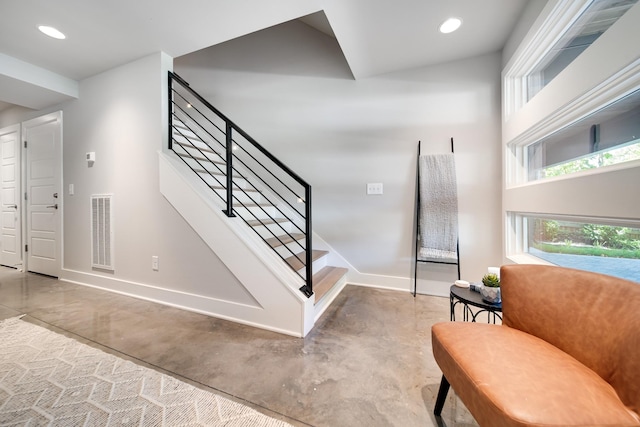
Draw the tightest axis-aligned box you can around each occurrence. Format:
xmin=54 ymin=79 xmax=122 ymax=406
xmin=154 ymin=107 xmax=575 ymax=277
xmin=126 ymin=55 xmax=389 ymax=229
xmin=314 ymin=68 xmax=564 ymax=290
xmin=285 ymin=250 xmax=328 ymax=271
xmin=175 ymin=140 xmax=218 ymax=155
xmin=265 ymin=233 xmax=305 ymax=248
xmin=234 ymin=202 xmax=273 ymax=208
xmin=192 ymin=168 xmax=238 ymax=177
xmin=313 ymin=266 xmax=348 ymax=302
xmin=195 ymin=168 xmax=223 ymax=175
xmin=209 ymin=185 xmax=258 ymax=193
xmin=178 ymin=152 xmax=224 ymax=164
xmin=247 ymin=218 xmax=289 ymax=227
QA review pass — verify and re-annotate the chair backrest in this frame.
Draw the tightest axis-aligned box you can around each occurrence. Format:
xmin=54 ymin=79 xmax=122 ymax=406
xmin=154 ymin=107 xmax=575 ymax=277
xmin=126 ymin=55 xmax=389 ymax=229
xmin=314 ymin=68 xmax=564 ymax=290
xmin=501 ymin=264 xmax=640 ymax=416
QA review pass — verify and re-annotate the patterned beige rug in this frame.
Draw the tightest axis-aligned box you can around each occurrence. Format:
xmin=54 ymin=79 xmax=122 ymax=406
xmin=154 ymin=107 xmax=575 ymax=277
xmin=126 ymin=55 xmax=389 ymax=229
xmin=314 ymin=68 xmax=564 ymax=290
xmin=0 ymin=317 xmax=292 ymax=426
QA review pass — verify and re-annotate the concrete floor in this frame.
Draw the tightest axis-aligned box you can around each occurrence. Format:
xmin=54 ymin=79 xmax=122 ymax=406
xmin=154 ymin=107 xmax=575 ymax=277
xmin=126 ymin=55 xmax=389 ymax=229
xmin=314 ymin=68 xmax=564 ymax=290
xmin=0 ymin=267 xmax=477 ymax=427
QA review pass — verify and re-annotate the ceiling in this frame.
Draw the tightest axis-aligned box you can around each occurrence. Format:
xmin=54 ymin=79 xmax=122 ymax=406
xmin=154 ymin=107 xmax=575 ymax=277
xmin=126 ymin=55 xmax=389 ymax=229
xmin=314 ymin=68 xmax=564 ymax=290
xmin=0 ymin=0 xmax=531 ymax=110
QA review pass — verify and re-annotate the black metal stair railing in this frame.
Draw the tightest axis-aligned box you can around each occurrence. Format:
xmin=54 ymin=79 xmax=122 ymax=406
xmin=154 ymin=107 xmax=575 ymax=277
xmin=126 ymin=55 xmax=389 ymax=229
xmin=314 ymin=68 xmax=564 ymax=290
xmin=168 ymin=72 xmax=314 ymax=297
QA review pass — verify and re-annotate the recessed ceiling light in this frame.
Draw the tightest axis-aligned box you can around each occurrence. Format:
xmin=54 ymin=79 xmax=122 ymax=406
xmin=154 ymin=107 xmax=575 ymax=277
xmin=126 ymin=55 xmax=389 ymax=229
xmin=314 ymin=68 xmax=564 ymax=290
xmin=38 ymin=25 xmax=66 ymax=40
xmin=439 ymin=18 xmax=462 ymax=34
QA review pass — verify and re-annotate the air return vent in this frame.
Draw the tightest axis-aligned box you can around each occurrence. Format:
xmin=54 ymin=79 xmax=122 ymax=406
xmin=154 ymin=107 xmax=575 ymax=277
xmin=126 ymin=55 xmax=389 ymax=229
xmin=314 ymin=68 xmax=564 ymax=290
xmin=91 ymin=194 xmax=114 ymax=270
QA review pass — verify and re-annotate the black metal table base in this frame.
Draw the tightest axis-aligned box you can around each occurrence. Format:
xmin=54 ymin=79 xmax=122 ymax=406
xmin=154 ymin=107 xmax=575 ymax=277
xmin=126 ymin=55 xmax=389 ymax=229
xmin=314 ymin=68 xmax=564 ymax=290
xmin=449 ymin=285 xmax=502 ymax=324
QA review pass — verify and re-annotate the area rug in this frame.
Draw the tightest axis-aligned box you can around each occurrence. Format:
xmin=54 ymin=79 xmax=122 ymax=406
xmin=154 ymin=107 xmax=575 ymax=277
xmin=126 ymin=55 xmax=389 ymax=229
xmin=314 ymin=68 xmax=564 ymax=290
xmin=0 ymin=317 xmax=292 ymax=426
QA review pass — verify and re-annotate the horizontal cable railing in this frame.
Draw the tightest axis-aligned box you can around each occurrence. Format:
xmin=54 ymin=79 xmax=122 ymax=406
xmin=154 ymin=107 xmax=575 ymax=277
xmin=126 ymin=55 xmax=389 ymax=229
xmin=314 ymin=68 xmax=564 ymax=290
xmin=168 ymin=72 xmax=314 ymax=297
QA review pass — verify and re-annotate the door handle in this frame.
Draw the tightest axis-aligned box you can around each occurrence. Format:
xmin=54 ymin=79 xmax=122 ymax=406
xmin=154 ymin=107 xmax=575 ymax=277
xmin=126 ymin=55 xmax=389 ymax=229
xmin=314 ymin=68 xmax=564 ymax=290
xmin=46 ymin=204 xmax=58 ymax=210
xmin=8 ymin=204 xmax=17 ymax=209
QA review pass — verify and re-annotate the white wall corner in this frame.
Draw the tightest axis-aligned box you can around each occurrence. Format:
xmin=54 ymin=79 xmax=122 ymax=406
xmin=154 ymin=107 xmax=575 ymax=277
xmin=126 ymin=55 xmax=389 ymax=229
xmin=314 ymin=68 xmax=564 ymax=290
xmin=160 ymin=52 xmax=173 ymax=154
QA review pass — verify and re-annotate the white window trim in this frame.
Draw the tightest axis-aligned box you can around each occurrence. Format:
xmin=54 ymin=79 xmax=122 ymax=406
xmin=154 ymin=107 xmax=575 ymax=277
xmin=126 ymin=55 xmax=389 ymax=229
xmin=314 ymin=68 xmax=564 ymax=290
xmin=503 ymin=0 xmax=592 ymax=120
xmin=508 ymin=158 xmax=640 ymax=190
xmin=506 ymin=57 xmax=640 ymax=188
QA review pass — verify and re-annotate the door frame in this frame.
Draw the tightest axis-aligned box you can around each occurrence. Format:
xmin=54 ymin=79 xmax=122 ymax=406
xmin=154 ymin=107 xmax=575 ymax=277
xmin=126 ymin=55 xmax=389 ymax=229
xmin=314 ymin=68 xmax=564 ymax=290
xmin=21 ymin=111 xmax=63 ymax=276
xmin=0 ymin=124 xmax=22 ymax=269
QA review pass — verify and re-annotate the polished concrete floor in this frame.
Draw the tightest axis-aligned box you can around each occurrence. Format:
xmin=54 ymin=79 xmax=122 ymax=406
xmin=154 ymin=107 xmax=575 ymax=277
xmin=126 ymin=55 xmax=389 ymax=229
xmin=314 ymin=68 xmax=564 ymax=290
xmin=0 ymin=267 xmax=477 ymax=427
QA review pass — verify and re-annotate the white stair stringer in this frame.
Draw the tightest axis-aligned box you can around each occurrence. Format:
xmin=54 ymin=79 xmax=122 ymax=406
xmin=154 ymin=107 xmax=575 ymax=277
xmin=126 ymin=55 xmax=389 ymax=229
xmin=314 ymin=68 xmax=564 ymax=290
xmin=158 ymin=151 xmax=315 ymax=337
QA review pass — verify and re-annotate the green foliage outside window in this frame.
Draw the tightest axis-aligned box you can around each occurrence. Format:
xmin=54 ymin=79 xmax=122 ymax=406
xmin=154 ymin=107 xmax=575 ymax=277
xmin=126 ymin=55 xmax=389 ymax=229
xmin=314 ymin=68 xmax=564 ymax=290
xmin=544 ymin=141 xmax=640 ymax=178
xmin=531 ymin=219 xmax=640 ymax=259
xmin=582 ymin=224 xmax=640 ymax=250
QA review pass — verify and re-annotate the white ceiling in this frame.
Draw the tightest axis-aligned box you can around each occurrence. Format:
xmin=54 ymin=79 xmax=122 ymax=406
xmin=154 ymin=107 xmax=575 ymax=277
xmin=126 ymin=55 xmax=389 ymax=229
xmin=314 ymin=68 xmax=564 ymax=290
xmin=0 ymin=0 xmax=531 ymax=110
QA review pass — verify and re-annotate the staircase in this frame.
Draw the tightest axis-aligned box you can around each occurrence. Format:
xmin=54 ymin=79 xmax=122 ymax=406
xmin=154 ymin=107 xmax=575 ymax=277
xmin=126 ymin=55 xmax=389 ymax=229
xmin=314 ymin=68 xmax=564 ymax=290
xmin=162 ymin=72 xmax=347 ymax=335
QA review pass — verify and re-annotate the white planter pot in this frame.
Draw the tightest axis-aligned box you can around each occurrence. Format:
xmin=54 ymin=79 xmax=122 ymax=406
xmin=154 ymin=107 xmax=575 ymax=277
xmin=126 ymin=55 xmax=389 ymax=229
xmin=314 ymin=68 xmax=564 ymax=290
xmin=480 ymin=286 xmax=501 ymax=304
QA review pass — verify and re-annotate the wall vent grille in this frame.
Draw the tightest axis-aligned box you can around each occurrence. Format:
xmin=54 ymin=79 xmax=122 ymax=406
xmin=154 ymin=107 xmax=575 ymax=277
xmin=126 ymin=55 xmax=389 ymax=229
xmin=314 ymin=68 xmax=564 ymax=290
xmin=91 ymin=194 xmax=114 ymax=270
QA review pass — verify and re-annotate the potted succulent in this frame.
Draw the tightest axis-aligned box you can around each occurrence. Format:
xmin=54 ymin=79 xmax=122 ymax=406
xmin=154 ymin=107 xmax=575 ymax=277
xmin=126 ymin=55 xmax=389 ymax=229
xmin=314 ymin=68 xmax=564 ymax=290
xmin=480 ymin=273 xmax=501 ymax=304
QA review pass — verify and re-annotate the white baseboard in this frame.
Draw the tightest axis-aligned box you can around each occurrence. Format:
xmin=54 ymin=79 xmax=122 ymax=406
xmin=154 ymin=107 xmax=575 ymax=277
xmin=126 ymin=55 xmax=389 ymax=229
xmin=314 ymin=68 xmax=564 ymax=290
xmin=59 ymin=268 xmax=303 ymax=337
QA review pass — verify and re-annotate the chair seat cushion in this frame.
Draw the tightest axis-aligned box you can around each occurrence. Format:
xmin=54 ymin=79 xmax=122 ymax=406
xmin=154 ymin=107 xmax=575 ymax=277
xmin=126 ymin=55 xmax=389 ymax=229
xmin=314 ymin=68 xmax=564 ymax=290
xmin=432 ymin=322 xmax=640 ymax=427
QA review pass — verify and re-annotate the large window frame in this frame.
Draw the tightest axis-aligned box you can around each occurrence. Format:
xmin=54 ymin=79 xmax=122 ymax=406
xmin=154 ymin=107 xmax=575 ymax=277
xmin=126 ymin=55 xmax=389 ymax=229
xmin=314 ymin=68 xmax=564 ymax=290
xmin=502 ymin=0 xmax=640 ymax=280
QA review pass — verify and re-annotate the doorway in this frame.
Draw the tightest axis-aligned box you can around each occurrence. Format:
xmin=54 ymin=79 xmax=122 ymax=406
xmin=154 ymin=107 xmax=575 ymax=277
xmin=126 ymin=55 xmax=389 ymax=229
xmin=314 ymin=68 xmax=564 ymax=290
xmin=0 ymin=124 xmax=21 ymax=268
xmin=0 ymin=111 xmax=62 ymax=277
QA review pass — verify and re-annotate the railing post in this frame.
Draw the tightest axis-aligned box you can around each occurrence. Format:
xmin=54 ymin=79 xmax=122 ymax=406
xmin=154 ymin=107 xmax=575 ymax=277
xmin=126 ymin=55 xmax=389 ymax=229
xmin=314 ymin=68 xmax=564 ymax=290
xmin=299 ymin=185 xmax=313 ymax=297
xmin=224 ymin=122 xmax=236 ymax=217
xmin=168 ymin=72 xmax=173 ymax=151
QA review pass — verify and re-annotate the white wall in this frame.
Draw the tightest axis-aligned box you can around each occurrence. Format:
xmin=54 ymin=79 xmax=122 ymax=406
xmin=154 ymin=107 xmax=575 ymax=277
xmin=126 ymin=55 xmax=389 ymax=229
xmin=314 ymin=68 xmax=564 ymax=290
xmin=0 ymin=52 xmax=258 ymax=308
xmin=0 ymin=105 xmax=35 ymax=128
xmin=175 ymin=20 xmax=504 ymax=294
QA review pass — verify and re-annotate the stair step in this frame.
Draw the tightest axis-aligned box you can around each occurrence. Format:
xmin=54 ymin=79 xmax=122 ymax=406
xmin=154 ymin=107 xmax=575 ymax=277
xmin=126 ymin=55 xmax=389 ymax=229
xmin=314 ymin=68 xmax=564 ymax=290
xmin=285 ymin=250 xmax=328 ymax=272
xmin=233 ymin=204 xmax=278 ymax=220
xmin=178 ymin=152 xmax=224 ymax=165
xmin=209 ymin=185 xmax=259 ymax=193
xmin=246 ymin=218 xmax=289 ymax=227
xmin=265 ymin=233 xmax=305 ymax=248
xmin=173 ymin=124 xmax=220 ymax=143
xmin=193 ymin=167 xmax=228 ymax=175
xmin=313 ymin=266 xmax=348 ymax=302
xmin=190 ymin=167 xmax=242 ymax=180
xmin=175 ymin=140 xmax=218 ymax=155
xmin=234 ymin=202 xmax=273 ymax=208
xmin=208 ymin=185 xmax=262 ymax=204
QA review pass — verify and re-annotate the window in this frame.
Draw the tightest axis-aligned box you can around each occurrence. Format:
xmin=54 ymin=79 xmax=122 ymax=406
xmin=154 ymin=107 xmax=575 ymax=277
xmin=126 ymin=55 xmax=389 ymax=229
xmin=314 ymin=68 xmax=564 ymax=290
xmin=503 ymin=0 xmax=638 ymax=119
xmin=526 ymin=0 xmax=638 ymax=101
xmin=503 ymin=0 xmax=640 ymax=282
xmin=526 ymin=88 xmax=640 ymax=181
xmin=514 ymin=215 xmax=640 ymax=283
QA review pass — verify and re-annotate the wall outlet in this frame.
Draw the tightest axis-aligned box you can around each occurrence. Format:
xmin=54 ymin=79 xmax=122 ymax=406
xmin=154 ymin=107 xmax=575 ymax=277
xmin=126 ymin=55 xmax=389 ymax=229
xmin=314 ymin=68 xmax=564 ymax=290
xmin=366 ymin=182 xmax=383 ymax=195
xmin=152 ymin=256 xmax=159 ymax=271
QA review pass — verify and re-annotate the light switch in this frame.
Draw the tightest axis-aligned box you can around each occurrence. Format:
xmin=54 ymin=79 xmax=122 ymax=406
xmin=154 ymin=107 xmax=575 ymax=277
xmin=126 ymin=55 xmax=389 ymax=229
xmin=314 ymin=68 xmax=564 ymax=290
xmin=69 ymin=184 xmax=74 ymax=196
xmin=367 ymin=183 xmax=383 ymax=195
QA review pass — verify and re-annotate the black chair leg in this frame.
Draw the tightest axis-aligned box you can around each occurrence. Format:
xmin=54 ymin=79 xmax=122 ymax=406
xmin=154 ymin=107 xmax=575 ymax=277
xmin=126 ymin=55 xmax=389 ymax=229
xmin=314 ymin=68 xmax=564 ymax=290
xmin=434 ymin=375 xmax=450 ymax=416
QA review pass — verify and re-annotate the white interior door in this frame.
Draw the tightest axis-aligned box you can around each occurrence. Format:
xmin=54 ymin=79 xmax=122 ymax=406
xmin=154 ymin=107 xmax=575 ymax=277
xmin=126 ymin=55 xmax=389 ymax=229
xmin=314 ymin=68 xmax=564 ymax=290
xmin=24 ymin=112 xmax=62 ymax=277
xmin=0 ymin=125 xmax=21 ymax=268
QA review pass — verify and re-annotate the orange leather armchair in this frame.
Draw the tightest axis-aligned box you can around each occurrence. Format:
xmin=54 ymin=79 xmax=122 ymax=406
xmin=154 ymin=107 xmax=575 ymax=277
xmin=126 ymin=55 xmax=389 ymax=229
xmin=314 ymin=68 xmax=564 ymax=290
xmin=431 ymin=264 xmax=640 ymax=427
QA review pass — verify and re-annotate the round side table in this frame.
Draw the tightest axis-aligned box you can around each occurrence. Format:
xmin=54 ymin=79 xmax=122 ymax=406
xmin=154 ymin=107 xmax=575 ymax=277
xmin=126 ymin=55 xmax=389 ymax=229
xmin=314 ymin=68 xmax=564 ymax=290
xmin=450 ymin=285 xmax=502 ymax=323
